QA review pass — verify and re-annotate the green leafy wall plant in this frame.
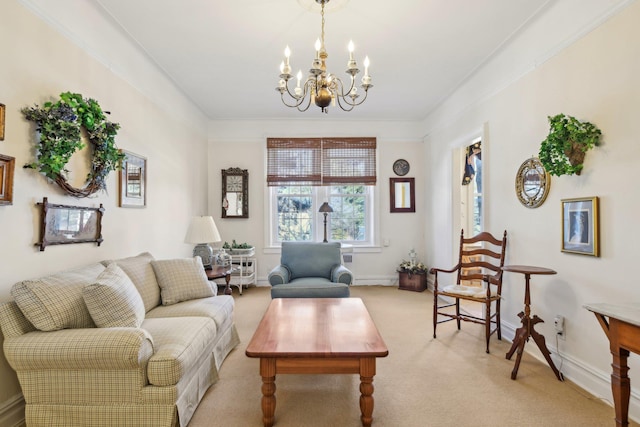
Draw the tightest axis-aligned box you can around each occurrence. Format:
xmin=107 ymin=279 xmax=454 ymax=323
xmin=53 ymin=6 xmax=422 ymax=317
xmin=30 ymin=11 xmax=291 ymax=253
xmin=538 ymin=113 xmax=602 ymax=176
xmin=22 ymin=92 xmax=124 ymax=197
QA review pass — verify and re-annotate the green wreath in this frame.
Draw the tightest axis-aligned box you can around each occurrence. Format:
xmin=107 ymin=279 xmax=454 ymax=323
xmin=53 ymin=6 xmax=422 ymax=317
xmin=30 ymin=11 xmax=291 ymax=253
xmin=22 ymin=92 xmax=124 ymax=198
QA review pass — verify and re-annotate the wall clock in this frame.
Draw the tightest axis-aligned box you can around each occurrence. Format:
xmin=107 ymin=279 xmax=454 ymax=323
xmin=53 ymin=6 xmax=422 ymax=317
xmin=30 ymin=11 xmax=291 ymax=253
xmin=515 ymin=157 xmax=550 ymax=208
xmin=393 ymin=159 xmax=410 ymax=176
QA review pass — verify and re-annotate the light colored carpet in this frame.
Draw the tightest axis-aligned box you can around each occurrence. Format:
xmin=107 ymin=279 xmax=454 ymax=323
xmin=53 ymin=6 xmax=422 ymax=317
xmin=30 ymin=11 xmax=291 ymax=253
xmin=189 ymin=286 xmax=633 ymax=427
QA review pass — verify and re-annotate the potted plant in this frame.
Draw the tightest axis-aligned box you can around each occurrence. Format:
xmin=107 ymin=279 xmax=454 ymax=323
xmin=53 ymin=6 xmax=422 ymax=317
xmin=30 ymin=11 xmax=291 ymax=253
xmin=397 ymin=260 xmax=427 ymax=292
xmin=538 ymin=113 xmax=602 ymax=176
xmin=222 ymin=240 xmax=254 ymax=255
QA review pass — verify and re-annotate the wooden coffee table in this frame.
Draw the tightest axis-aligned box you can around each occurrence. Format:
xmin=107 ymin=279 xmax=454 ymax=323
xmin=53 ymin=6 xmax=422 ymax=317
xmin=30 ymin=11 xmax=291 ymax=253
xmin=245 ymin=298 xmax=388 ymax=427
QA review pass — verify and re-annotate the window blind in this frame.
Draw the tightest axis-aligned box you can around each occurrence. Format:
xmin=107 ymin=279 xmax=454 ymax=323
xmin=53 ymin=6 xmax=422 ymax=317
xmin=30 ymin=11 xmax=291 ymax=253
xmin=322 ymin=137 xmax=377 ymax=185
xmin=267 ymin=138 xmax=322 ymax=186
xmin=267 ymin=137 xmax=376 ymax=186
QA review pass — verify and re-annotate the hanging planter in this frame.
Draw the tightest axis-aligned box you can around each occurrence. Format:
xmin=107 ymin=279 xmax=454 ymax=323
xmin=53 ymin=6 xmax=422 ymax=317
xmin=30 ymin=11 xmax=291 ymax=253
xmin=538 ymin=114 xmax=601 ymax=177
xmin=22 ymin=92 xmax=124 ymax=197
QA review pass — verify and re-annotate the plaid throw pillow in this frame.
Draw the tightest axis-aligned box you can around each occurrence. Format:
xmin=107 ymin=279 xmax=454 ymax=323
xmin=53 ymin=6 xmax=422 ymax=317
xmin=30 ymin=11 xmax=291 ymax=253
xmin=151 ymin=257 xmax=214 ymax=306
xmin=83 ymin=263 xmax=146 ymax=328
xmin=11 ymin=263 xmax=105 ymax=331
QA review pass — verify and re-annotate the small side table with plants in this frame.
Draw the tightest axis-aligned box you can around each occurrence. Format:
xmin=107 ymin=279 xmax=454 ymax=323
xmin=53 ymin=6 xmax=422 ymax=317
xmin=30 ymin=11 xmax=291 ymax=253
xmin=397 ymin=257 xmax=427 ymax=292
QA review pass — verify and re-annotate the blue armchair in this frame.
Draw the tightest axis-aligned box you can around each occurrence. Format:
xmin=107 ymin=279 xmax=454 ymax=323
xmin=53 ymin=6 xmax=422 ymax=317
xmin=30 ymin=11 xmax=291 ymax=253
xmin=268 ymin=242 xmax=352 ymax=298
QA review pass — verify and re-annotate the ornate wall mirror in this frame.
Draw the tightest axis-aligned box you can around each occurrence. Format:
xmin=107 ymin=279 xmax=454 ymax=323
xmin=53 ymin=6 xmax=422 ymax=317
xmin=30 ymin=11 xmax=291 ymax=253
xmin=222 ymin=167 xmax=248 ymax=218
xmin=515 ymin=157 xmax=550 ymax=208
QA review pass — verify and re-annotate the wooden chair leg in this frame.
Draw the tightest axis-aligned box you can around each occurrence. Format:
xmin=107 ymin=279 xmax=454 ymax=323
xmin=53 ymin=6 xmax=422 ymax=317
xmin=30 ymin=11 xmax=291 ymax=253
xmin=455 ymin=299 xmax=461 ymax=330
xmin=496 ymin=299 xmax=502 ymax=340
xmin=433 ymin=292 xmax=438 ymax=339
xmin=485 ymin=300 xmax=491 ymax=353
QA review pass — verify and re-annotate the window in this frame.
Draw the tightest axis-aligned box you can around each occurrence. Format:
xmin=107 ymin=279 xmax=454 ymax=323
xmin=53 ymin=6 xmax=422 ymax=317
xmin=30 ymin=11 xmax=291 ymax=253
xmin=267 ymin=137 xmax=376 ymax=246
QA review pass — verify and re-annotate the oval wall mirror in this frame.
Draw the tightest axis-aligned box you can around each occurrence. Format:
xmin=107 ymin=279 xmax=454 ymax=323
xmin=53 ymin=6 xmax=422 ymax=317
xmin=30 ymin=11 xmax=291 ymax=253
xmin=515 ymin=157 xmax=550 ymax=208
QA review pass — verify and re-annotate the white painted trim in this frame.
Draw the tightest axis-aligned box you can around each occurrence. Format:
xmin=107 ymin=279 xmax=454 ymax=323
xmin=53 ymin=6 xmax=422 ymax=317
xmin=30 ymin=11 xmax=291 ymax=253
xmin=0 ymin=394 xmax=25 ymax=427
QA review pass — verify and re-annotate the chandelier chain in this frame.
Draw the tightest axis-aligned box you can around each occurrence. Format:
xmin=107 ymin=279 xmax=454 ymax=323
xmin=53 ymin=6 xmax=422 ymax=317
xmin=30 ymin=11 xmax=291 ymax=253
xmin=321 ymin=2 xmax=325 ymax=50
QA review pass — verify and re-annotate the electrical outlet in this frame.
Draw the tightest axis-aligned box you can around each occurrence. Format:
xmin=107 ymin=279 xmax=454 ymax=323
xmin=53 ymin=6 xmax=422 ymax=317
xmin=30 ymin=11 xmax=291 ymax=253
xmin=554 ymin=315 xmax=565 ymax=339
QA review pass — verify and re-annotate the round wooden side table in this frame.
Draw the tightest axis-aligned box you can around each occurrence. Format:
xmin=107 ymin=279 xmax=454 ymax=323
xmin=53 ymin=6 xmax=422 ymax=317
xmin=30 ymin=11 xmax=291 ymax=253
xmin=502 ymin=265 xmax=564 ymax=381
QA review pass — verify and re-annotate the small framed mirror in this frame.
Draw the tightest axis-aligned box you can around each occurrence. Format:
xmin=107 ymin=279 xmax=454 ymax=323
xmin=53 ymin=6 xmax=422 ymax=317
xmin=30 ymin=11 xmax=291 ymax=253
xmin=390 ymin=177 xmax=415 ymax=213
xmin=222 ymin=167 xmax=248 ymax=218
xmin=515 ymin=157 xmax=550 ymax=208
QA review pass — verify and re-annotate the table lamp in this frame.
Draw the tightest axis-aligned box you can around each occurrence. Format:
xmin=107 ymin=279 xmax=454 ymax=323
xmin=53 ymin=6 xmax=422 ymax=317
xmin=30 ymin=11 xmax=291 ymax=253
xmin=184 ymin=216 xmax=221 ymax=268
xmin=318 ymin=202 xmax=333 ymax=243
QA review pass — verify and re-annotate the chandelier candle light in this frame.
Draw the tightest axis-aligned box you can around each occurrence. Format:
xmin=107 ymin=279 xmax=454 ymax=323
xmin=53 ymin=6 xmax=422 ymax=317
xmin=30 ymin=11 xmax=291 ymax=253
xmin=276 ymin=0 xmax=372 ymax=113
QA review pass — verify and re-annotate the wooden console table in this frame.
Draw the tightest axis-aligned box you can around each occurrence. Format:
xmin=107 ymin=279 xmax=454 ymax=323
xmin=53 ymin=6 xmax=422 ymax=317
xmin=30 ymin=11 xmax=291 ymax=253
xmin=585 ymin=302 xmax=640 ymax=427
xmin=502 ymin=265 xmax=564 ymax=381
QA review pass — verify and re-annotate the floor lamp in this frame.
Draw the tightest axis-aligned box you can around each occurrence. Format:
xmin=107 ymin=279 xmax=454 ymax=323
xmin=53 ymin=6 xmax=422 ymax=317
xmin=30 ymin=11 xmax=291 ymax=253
xmin=319 ymin=202 xmax=333 ymax=243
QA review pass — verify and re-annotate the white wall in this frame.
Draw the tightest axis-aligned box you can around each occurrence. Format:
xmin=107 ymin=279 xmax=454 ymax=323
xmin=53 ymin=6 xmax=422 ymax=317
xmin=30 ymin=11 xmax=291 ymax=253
xmin=0 ymin=1 xmax=209 ymax=422
xmin=208 ymin=119 xmax=428 ymax=285
xmin=425 ymin=0 xmax=640 ymax=420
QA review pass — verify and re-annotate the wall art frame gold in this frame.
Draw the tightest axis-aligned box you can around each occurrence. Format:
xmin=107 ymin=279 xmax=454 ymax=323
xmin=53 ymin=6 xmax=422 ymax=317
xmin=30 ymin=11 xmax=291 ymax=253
xmin=561 ymin=196 xmax=599 ymax=257
xmin=0 ymin=103 xmax=5 ymax=140
xmin=119 ymin=150 xmax=147 ymax=208
xmin=36 ymin=197 xmax=104 ymax=251
xmin=0 ymin=154 xmax=15 ymax=205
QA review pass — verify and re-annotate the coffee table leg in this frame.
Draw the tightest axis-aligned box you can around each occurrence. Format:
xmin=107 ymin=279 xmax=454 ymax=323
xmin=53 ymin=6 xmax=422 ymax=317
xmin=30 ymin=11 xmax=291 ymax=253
xmin=359 ymin=357 xmax=376 ymax=427
xmin=260 ymin=358 xmax=276 ymax=427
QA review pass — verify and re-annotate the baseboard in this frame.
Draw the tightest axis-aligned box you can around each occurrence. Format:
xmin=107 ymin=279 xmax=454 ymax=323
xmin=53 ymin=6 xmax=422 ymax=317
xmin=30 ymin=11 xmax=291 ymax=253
xmin=0 ymin=394 xmax=25 ymax=427
xmin=501 ymin=321 xmax=640 ymax=424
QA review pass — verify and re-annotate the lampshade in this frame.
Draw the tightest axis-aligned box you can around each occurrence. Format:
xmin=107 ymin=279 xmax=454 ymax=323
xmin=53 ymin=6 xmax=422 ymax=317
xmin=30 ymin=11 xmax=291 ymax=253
xmin=319 ymin=202 xmax=333 ymax=213
xmin=184 ymin=216 xmax=221 ymax=244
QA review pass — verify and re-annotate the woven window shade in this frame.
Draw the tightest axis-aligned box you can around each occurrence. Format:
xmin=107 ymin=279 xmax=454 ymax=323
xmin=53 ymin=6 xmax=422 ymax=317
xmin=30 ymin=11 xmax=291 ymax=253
xmin=267 ymin=137 xmax=376 ymax=186
xmin=267 ymin=138 xmax=322 ymax=186
xmin=322 ymin=138 xmax=376 ymax=185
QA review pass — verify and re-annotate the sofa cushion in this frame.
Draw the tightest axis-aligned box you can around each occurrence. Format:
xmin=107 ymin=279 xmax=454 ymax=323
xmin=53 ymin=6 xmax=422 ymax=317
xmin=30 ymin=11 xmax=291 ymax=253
xmin=146 ymin=295 xmax=235 ymax=332
xmin=142 ymin=316 xmax=217 ymax=387
xmin=83 ymin=263 xmax=146 ymax=328
xmin=151 ymin=257 xmax=214 ymax=306
xmin=103 ymin=252 xmax=160 ymax=313
xmin=11 ymin=263 xmax=105 ymax=331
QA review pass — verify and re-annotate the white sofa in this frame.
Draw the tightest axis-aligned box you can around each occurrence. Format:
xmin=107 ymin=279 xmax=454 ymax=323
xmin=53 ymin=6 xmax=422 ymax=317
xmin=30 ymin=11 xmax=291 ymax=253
xmin=0 ymin=252 xmax=240 ymax=427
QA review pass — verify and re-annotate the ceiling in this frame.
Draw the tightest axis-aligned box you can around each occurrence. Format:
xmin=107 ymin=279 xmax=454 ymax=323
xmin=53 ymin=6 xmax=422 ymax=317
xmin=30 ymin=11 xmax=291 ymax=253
xmin=91 ymin=0 xmax=552 ymax=121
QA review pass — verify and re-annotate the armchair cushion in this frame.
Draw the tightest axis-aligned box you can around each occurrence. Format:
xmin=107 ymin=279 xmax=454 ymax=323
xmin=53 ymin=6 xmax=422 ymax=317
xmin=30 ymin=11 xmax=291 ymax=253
xmin=282 ymin=241 xmax=342 ymax=280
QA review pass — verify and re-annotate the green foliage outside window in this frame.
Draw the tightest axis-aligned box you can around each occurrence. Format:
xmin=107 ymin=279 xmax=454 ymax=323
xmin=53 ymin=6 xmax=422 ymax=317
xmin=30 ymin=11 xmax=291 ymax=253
xmin=275 ymin=185 xmax=367 ymax=242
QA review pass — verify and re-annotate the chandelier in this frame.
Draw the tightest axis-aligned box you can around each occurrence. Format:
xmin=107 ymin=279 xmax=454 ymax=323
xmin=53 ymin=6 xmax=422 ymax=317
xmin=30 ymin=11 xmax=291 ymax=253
xmin=276 ymin=0 xmax=372 ymax=113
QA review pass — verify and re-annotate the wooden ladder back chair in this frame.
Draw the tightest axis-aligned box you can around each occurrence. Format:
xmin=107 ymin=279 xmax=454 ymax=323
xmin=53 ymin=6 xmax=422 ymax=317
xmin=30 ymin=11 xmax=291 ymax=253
xmin=430 ymin=229 xmax=508 ymax=353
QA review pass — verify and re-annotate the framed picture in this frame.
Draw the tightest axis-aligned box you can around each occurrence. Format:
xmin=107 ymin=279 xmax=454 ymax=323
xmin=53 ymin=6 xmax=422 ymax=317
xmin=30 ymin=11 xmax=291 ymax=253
xmin=119 ymin=150 xmax=147 ymax=208
xmin=0 ymin=103 xmax=5 ymax=140
xmin=0 ymin=154 xmax=15 ymax=205
xmin=390 ymin=177 xmax=415 ymax=213
xmin=36 ymin=197 xmax=104 ymax=251
xmin=561 ymin=196 xmax=599 ymax=257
